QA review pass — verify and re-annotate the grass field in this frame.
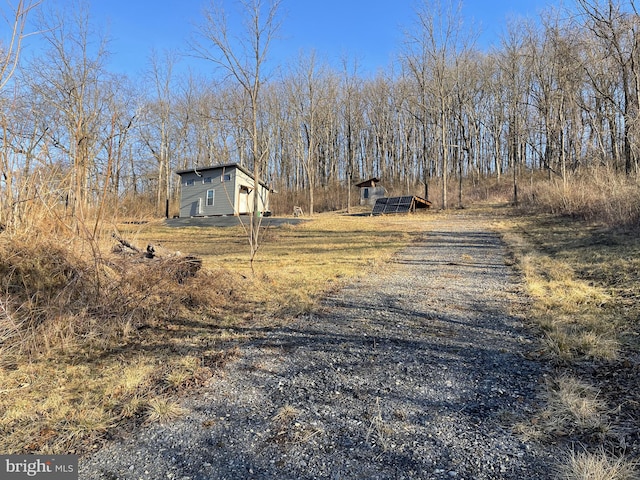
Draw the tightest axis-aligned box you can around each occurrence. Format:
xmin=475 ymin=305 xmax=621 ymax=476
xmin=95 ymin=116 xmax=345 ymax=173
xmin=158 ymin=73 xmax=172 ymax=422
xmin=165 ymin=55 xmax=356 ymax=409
xmin=1 ymin=205 xmax=638 ymax=478
xmin=0 ymin=211 xmax=432 ymax=454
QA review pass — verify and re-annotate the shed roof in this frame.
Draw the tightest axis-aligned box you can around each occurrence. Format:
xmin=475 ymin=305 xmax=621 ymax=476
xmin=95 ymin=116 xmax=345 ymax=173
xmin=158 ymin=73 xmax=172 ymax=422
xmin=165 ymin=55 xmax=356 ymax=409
xmin=176 ymin=162 xmax=270 ymax=189
xmin=354 ymin=177 xmax=380 ymax=188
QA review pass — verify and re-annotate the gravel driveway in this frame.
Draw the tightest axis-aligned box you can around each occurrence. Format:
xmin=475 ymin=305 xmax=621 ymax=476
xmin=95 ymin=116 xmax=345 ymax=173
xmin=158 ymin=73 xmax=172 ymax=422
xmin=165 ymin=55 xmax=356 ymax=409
xmin=80 ymin=214 xmax=557 ymax=479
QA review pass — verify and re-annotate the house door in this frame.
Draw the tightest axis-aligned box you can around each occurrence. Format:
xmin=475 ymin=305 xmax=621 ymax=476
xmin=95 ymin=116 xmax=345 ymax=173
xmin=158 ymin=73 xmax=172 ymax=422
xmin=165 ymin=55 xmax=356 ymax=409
xmin=239 ymin=188 xmax=250 ymax=214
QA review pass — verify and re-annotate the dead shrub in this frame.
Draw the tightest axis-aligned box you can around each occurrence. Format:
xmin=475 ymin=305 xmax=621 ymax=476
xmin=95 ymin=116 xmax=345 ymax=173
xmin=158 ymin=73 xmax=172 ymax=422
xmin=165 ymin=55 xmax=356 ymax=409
xmin=0 ymin=235 xmax=241 ymax=359
xmin=0 ymin=238 xmax=94 ymax=356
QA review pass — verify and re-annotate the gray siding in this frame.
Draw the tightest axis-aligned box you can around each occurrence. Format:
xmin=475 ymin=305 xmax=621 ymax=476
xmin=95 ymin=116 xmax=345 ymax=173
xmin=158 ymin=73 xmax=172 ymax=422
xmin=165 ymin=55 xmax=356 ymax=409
xmin=177 ymin=164 xmax=270 ymax=218
xmin=360 ymin=186 xmax=385 ymax=206
xmin=179 ymin=169 xmax=236 ymax=217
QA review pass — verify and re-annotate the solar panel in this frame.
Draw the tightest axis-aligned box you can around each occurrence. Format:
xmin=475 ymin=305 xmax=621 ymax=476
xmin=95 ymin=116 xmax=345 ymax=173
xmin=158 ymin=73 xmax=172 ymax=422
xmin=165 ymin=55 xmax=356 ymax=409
xmin=371 ymin=197 xmax=389 ymax=215
xmin=372 ymin=196 xmax=415 ymax=215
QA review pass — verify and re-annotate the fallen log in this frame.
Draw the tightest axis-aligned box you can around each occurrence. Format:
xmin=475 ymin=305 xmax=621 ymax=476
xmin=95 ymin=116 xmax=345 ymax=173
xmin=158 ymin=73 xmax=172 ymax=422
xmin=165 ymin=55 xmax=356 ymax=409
xmin=111 ymin=234 xmax=202 ymax=281
xmin=112 ymin=233 xmax=141 ymax=254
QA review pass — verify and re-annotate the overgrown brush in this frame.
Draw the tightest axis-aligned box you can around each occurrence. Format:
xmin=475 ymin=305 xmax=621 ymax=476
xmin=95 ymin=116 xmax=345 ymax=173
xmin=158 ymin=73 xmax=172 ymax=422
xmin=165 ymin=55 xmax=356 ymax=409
xmin=0 ymin=228 xmax=247 ymax=453
xmin=0 ymin=211 xmax=430 ymax=454
xmin=0 ymin=237 xmax=93 ymax=357
xmin=520 ymin=170 xmax=640 ymax=229
xmin=0 ymin=234 xmax=241 ymax=360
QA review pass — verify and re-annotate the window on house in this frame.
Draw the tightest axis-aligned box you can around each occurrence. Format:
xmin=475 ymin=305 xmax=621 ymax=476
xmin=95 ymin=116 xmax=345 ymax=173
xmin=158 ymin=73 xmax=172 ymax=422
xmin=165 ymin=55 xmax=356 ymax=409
xmin=203 ymin=177 xmax=213 ymax=184
xmin=206 ymin=189 xmax=215 ymax=206
xmin=185 ymin=179 xmax=195 ymax=186
xmin=222 ymin=173 xmax=231 ymax=182
xmin=363 ymin=188 xmax=369 ymax=199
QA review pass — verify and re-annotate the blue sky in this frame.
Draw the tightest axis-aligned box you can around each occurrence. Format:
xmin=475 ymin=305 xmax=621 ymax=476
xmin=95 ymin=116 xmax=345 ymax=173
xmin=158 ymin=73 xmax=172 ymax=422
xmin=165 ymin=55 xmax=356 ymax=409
xmin=86 ymin=0 xmax=553 ymax=77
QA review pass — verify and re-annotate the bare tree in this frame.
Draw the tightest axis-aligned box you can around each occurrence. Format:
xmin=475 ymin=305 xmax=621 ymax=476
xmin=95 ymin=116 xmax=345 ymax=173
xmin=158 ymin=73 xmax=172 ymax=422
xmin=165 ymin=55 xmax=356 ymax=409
xmin=140 ymin=50 xmax=179 ymax=216
xmin=452 ymin=49 xmax=484 ymax=207
xmin=288 ymin=51 xmax=333 ymax=215
xmin=403 ymin=0 xmax=473 ymax=209
xmin=498 ymin=22 xmax=530 ymax=204
xmin=28 ymin=1 xmax=112 ymax=227
xmin=97 ymin=75 xmax=136 ymax=224
xmin=0 ymin=0 xmax=41 ymax=91
xmin=340 ymin=57 xmax=363 ymax=213
xmin=0 ymin=0 xmax=42 ymax=232
xmin=192 ymin=0 xmax=281 ymax=270
xmin=577 ymin=0 xmax=640 ymax=175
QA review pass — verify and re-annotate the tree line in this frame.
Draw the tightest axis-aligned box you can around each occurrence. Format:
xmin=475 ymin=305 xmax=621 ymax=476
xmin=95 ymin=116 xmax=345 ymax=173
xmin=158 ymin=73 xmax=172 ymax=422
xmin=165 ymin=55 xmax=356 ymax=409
xmin=1 ymin=0 xmax=639 ymax=232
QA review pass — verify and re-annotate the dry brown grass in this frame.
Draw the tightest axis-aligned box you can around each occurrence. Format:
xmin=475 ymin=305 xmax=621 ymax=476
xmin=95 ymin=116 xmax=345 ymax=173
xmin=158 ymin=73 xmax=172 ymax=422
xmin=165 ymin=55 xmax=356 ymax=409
xmin=496 ymin=218 xmax=624 ymax=363
xmin=540 ymin=375 xmax=610 ymax=437
xmin=270 ymin=404 xmax=324 ymax=445
xmin=146 ymin=397 xmax=188 ymax=424
xmin=121 ymin=212 xmax=429 ymax=317
xmin=365 ymin=397 xmax=393 ymax=452
xmin=519 ymin=169 xmax=640 ymax=229
xmin=0 ymin=211 xmax=432 ymax=454
xmin=0 ymin=227 xmax=246 ymax=453
xmin=558 ymin=449 xmax=639 ymax=480
xmin=496 ymin=203 xmax=640 ymax=479
xmin=272 ymin=404 xmax=301 ymax=425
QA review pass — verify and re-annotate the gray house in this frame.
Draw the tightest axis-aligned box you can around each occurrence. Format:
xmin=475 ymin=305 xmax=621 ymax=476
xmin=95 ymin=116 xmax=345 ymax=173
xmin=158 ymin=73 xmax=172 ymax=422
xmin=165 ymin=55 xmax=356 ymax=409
xmin=176 ymin=163 xmax=270 ymax=217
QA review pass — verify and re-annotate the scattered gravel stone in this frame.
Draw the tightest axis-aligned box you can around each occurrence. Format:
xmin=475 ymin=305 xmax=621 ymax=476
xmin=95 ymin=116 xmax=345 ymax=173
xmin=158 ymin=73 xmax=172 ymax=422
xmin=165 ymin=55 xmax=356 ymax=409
xmin=79 ymin=214 xmax=558 ymax=479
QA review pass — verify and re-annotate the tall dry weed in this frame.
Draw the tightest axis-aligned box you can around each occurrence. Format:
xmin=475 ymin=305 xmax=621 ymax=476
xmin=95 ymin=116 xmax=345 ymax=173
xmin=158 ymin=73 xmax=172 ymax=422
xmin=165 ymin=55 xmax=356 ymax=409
xmin=520 ymin=170 xmax=640 ymax=229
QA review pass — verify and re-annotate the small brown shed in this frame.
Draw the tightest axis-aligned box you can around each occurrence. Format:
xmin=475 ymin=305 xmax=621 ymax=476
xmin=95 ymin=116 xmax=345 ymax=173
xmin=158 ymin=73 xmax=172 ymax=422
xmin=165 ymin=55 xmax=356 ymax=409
xmin=354 ymin=177 xmax=385 ymax=206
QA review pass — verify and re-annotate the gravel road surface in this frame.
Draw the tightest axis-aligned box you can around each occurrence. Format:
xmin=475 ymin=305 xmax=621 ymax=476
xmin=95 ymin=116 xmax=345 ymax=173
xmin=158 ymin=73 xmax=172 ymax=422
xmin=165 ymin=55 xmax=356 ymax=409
xmin=80 ymin=214 xmax=557 ymax=479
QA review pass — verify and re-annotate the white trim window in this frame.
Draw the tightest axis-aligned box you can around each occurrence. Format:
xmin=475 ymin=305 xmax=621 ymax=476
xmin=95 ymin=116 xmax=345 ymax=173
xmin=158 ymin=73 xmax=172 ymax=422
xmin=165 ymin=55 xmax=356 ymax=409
xmin=206 ymin=189 xmax=215 ymax=206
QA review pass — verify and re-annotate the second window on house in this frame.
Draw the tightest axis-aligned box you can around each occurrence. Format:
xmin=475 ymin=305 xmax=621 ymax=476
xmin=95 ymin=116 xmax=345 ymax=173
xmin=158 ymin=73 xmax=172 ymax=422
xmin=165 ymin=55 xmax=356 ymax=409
xmin=206 ymin=189 xmax=214 ymax=206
